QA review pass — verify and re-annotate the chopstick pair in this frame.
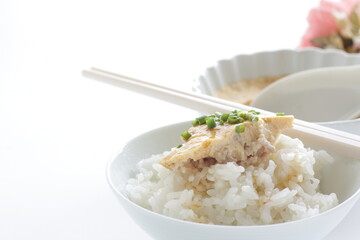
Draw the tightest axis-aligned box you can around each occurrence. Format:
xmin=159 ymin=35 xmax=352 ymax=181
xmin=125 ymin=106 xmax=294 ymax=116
xmin=82 ymin=67 xmax=360 ymax=157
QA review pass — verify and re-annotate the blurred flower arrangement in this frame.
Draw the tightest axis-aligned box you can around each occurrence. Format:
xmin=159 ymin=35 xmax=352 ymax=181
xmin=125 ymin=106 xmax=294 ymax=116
xmin=300 ymin=0 xmax=360 ymax=53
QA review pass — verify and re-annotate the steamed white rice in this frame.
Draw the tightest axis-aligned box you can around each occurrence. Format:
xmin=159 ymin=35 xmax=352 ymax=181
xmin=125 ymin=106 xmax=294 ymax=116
xmin=125 ymin=135 xmax=338 ymax=225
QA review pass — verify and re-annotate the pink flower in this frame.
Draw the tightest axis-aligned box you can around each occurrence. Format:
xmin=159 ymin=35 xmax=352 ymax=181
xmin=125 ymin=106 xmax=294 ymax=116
xmin=299 ymin=0 xmax=360 ymax=48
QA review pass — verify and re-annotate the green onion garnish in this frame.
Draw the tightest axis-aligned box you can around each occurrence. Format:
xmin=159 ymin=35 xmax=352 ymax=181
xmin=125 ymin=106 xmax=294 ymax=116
xmin=220 ymin=113 xmax=229 ymax=121
xmin=248 ymin=110 xmax=260 ymax=115
xmin=238 ymin=112 xmax=249 ymax=120
xmin=276 ymin=112 xmax=285 ymax=116
xmin=206 ymin=117 xmax=216 ymax=129
xmin=181 ymin=130 xmax=191 ymax=140
xmin=177 ymin=144 xmax=183 ymax=148
xmin=196 ymin=116 xmax=207 ymax=125
xmin=189 ymin=110 xmax=266 ymax=137
xmin=228 ymin=116 xmax=240 ymax=124
xmin=235 ymin=124 xmax=245 ymax=133
xmin=251 ymin=116 xmax=259 ymax=121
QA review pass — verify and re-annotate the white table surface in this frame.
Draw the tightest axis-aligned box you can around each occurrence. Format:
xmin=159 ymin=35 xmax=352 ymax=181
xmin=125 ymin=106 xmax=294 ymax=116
xmin=1 ymin=0 xmax=359 ymax=239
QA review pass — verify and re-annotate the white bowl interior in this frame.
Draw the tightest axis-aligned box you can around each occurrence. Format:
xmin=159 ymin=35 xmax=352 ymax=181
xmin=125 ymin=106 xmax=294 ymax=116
xmin=107 ymin=121 xmax=360 ymax=240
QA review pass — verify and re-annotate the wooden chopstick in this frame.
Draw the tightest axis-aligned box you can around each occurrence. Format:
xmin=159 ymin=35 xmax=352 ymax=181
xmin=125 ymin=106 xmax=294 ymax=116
xmin=82 ymin=68 xmax=360 ymax=157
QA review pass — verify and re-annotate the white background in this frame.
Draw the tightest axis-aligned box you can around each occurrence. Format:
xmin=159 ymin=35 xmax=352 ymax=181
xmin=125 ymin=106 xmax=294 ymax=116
xmin=1 ymin=0 xmax=359 ymax=239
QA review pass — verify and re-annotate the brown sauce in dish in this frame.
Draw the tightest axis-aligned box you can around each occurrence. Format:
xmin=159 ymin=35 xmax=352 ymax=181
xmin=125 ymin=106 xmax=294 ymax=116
xmin=214 ymin=76 xmax=285 ymax=105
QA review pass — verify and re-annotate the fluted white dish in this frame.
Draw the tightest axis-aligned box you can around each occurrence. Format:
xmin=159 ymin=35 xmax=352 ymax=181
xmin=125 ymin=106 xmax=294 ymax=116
xmin=193 ymin=48 xmax=360 ymax=97
xmin=192 ymin=48 xmax=360 ymax=133
xmin=107 ymin=120 xmax=360 ymax=240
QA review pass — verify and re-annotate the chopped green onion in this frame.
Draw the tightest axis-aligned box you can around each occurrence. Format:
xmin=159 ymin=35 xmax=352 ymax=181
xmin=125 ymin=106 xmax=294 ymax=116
xmin=181 ymin=130 xmax=191 ymax=140
xmin=248 ymin=110 xmax=260 ymax=115
xmin=237 ymin=117 xmax=244 ymax=123
xmin=195 ymin=116 xmax=207 ymax=125
xmin=206 ymin=117 xmax=216 ymax=129
xmin=238 ymin=112 xmax=249 ymax=120
xmin=228 ymin=116 xmax=240 ymax=124
xmin=276 ymin=112 xmax=285 ymax=116
xmin=251 ymin=116 xmax=259 ymax=121
xmin=177 ymin=144 xmax=183 ymax=148
xmin=220 ymin=113 xmax=229 ymax=121
xmin=190 ymin=110 xmax=265 ymax=133
xmin=235 ymin=124 xmax=245 ymax=133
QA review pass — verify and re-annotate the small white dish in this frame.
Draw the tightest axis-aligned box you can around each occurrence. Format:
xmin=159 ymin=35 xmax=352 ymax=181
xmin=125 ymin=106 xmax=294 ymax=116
xmin=107 ymin=121 xmax=360 ymax=240
xmin=193 ymin=48 xmax=360 ymax=98
xmin=251 ymin=65 xmax=360 ymax=122
xmin=192 ymin=48 xmax=360 ymax=126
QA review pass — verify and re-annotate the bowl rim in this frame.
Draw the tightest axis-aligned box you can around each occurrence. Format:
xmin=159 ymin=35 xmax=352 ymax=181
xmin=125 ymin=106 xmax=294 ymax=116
xmin=198 ymin=47 xmax=360 ymax=73
xmin=106 ymin=120 xmax=360 ymax=229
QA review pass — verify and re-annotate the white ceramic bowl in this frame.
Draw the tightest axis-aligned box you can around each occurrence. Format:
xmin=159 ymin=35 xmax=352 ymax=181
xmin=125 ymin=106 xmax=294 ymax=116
xmin=107 ymin=121 xmax=360 ymax=240
xmin=251 ymin=65 xmax=360 ymax=122
xmin=192 ymin=48 xmax=360 ymax=123
xmin=193 ymin=48 xmax=360 ymax=97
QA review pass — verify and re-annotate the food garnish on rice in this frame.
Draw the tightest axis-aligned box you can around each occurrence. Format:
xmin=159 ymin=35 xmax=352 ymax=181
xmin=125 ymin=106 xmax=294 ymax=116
xmin=161 ymin=110 xmax=293 ymax=170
